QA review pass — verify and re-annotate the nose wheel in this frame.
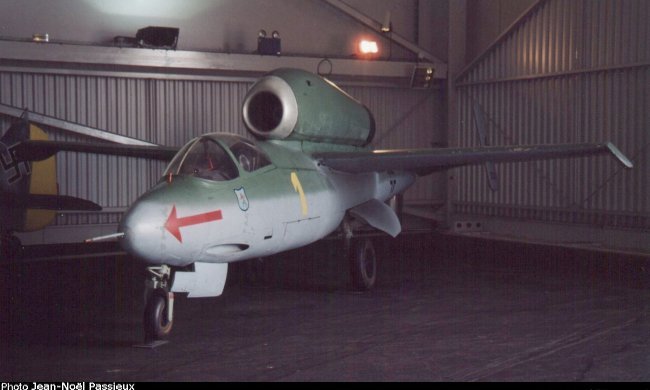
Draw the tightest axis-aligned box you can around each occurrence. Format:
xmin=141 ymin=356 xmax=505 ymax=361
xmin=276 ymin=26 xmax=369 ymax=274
xmin=143 ymin=265 xmax=175 ymax=344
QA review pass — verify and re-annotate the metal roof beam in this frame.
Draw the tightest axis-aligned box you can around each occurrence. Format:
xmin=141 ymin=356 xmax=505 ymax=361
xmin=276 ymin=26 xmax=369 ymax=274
xmin=321 ymin=0 xmax=448 ymax=70
xmin=0 ymin=40 xmax=446 ymax=85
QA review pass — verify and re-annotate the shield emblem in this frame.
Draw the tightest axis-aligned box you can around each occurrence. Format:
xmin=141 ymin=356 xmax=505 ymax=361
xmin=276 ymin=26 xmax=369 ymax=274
xmin=234 ymin=187 xmax=249 ymax=211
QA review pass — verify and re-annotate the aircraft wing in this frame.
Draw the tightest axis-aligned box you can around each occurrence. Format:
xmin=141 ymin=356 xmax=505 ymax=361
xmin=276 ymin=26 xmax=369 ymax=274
xmin=2 ymin=193 xmax=102 ymax=211
xmin=313 ymin=142 xmax=633 ymax=174
xmin=12 ymin=140 xmax=178 ymax=162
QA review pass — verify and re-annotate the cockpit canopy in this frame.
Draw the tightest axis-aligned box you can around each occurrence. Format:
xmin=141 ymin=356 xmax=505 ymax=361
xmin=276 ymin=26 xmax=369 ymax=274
xmin=164 ymin=134 xmax=271 ymax=181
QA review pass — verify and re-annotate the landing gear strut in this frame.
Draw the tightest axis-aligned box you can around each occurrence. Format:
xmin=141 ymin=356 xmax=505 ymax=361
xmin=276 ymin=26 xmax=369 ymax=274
xmin=143 ymin=265 xmax=174 ymax=343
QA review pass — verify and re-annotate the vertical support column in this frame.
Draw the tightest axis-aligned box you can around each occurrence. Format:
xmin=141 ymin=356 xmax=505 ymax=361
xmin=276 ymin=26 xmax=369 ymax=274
xmin=445 ymin=0 xmax=468 ymax=228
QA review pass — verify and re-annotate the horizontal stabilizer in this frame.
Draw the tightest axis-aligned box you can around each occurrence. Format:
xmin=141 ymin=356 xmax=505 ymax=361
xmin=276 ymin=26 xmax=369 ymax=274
xmin=350 ymin=198 xmax=401 ymax=237
xmin=314 ymin=143 xmax=633 ymax=175
xmin=12 ymin=140 xmax=178 ymax=162
xmin=2 ymin=193 xmax=102 ymax=211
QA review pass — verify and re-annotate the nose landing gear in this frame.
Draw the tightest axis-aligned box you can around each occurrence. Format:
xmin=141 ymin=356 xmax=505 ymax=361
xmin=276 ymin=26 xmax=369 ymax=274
xmin=135 ymin=262 xmax=229 ymax=347
xmin=141 ymin=265 xmax=175 ymax=347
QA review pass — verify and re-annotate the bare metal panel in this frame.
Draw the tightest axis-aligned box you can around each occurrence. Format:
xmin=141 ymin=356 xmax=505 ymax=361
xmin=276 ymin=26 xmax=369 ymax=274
xmin=0 ymin=40 xmax=446 ymax=81
xmin=456 ymin=0 xmax=650 ymax=231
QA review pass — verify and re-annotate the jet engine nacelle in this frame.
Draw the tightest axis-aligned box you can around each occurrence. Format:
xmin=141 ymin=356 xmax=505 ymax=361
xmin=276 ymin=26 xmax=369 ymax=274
xmin=242 ymin=68 xmax=375 ymax=147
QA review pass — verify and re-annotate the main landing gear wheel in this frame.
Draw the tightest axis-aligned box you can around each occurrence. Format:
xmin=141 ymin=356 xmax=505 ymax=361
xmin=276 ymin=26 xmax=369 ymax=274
xmin=349 ymin=238 xmax=377 ymax=291
xmin=142 ymin=265 xmax=175 ymax=344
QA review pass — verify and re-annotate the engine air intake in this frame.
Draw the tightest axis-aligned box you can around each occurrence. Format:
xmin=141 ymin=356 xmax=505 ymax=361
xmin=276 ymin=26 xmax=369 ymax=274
xmin=242 ymin=68 xmax=375 ymax=147
xmin=247 ymin=92 xmax=283 ymax=133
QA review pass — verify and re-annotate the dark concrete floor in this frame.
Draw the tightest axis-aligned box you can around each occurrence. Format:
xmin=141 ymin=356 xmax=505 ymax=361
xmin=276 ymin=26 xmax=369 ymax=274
xmin=1 ymin=232 xmax=650 ymax=381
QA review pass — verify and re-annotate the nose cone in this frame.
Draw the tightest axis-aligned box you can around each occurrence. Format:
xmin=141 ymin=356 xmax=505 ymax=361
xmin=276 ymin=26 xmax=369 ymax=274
xmin=119 ymin=198 xmax=168 ymax=264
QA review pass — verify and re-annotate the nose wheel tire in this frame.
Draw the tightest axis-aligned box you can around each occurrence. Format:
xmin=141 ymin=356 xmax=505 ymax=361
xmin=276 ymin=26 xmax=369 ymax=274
xmin=144 ymin=289 xmax=173 ymax=342
xmin=349 ymin=238 xmax=377 ymax=291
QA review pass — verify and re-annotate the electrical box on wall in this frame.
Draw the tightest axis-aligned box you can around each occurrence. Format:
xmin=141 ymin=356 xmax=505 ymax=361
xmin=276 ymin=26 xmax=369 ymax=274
xmin=114 ymin=26 xmax=179 ymax=50
xmin=136 ymin=26 xmax=179 ymax=50
xmin=257 ymin=30 xmax=281 ymax=55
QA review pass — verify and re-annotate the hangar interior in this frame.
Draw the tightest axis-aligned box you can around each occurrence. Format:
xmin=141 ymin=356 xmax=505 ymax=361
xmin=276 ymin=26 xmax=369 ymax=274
xmin=0 ymin=0 xmax=648 ymax=253
xmin=3 ymin=0 xmax=650 ymax=382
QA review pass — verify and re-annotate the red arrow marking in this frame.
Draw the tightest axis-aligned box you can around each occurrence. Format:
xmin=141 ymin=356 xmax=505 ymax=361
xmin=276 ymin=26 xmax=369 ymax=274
xmin=164 ymin=205 xmax=223 ymax=243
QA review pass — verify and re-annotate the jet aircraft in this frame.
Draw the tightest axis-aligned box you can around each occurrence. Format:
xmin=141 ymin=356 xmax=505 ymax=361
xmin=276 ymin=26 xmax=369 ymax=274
xmin=7 ymin=68 xmax=633 ymax=343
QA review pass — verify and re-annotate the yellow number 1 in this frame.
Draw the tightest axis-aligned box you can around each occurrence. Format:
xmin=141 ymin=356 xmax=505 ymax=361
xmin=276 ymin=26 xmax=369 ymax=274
xmin=290 ymin=171 xmax=308 ymax=217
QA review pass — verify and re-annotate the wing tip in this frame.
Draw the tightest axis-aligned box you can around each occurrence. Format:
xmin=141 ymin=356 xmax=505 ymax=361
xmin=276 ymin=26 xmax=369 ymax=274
xmin=605 ymin=142 xmax=633 ymax=169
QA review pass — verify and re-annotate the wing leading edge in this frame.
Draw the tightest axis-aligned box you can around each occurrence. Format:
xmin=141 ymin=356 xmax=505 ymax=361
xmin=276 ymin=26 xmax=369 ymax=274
xmin=314 ymin=143 xmax=633 ymax=175
xmin=12 ymin=140 xmax=178 ymax=162
xmin=2 ymin=193 xmax=101 ymax=211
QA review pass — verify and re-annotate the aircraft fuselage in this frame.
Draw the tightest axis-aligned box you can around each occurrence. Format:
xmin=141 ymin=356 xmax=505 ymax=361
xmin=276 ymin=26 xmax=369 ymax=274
xmin=119 ymin=134 xmax=415 ymax=267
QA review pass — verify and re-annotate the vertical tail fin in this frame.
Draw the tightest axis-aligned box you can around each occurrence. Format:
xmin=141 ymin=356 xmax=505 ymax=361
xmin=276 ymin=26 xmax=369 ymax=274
xmin=24 ymin=122 xmax=58 ymax=231
xmin=1 ymin=119 xmax=57 ymax=232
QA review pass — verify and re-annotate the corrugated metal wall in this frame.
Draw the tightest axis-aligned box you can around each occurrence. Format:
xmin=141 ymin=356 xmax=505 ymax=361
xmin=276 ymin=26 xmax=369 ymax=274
xmin=0 ymin=73 xmax=253 ymax=231
xmin=348 ymin=85 xmax=445 ymax=203
xmin=0 ymin=70 xmax=442 ymax=238
xmin=455 ymin=0 xmax=649 ymax=231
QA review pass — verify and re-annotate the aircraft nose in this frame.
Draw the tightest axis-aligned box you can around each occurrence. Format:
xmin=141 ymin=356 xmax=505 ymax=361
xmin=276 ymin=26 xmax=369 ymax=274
xmin=119 ymin=198 xmax=168 ymax=264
